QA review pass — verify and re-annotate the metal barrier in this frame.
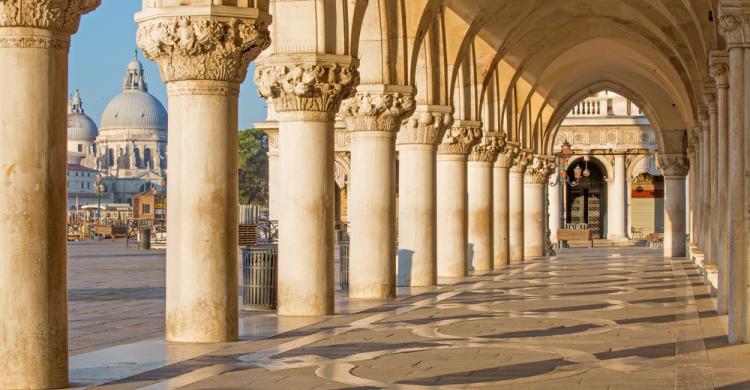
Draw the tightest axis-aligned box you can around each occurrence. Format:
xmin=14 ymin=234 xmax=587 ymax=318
xmin=241 ymin=245 xmax=277 ymax=310
xmin=338 ymin=242 xmax=350 ymax=290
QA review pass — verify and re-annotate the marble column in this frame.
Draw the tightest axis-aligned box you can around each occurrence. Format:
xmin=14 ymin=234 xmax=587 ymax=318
xmin=256 ymin=55 xmax=359 ymax=315
xmin=701 ymin=120 xmax=712 ymax=257
xmin=0 ymin=2 xmax=99 ymax=388
xmin=493 ymin=143 xmax=518 ymax=268
xmin=687 ymin=144 xmax=698 ymax=244
xmin=397 ymin=106 xmax=452 ymax=286
xmin=719 ymin=7 xmax=749 ymax=343
xmin=467 ymin=134 xmax=503 ymax=271
xmin=657 ymin=154 xmax=689 ymax=258
xmin=548 ymin=176 xmax=562 ymax=246
xmin=524 ymin=157 xmax=555 ymax=258
xmin=342 ymin=86 xmax=415 ymax=298
xmin=607 ymin=154 xmax=628 ymax=240
xmin=711 ymin=51 xmax=730 ymax=314
xmin=509 ymin=152 xmax=533 ymax=263
xmin=436 ymin=122 xmax=481 ymax=277
xmin=137 ymin=5 xmax=271 ymax=340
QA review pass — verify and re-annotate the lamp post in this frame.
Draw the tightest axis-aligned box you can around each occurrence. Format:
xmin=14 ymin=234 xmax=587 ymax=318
xmin=95 ymin=174 xmax=105 ymax=222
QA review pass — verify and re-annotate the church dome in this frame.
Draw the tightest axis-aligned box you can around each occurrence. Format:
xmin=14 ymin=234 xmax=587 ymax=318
xmin=100 ymin=51 xmax=167 ymax=132
xmin=67 ymin=90 xmax=98 ymax=141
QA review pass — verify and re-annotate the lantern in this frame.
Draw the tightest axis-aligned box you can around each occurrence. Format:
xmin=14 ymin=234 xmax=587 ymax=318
xmin=573 ymin=164 xmax=583 ymax=179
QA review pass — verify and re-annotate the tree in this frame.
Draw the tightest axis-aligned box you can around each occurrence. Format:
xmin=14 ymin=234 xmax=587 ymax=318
xmin=238 ymin=128 xmax=269 ymax=205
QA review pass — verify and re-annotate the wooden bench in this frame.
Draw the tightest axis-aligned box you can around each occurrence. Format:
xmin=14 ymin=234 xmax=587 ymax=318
xmin=557 ymin=229 xmax=593 ymax=248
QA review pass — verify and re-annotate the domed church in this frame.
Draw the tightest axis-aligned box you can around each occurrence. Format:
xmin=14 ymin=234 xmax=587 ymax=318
xmin=76 ymin=51 xmax=168 ymax=204
xmin=66 ymin=90 xmax=98 ymax=165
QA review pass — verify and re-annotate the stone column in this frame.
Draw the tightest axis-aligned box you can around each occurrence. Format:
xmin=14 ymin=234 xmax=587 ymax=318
xmin=397 ymin=106 xmax=452 ymax=286
xmin=137 ymin=6 xmax=270 ymax=340
xmin=701 ymin=119 xmax=712 ymax=256
xmin=493 ymin=144 xmax=518 ymax=268
xmin=255 ymin=123 xmax=279 ymax=220
xmin=524 ymin=157 xmax=555 ymax=258
xmin=436 ymin=122 xmax=481 ymax=277
xmin=342 ymin=86 xmax=415 ymax=298
xmin=509 ymin=151 xmax=533 ymax=263
xmin=607 ymin=154 xmax=628 ymax=240
xmin=548 ymin=176 xmax=562 ymax=245
xmin=0 ymin=2 xmax=99 ymax=389
xmin=719 ymin=8 xmax=749 ymax=343
xmin=657 ymin=154 xmax=689 ymax=258
xmin=255 ymin=56 xmax=359 ymax=315
xmin=687 ymin=141 xmax=698 ymax=244
xmin=711 ymin=51 xmax=730 ymax=314
xmin=467 ymin=134 xmax=503 ymax=271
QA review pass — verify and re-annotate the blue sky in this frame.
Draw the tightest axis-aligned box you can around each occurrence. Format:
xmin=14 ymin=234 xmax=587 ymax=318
xmin=70 ymin=1 xmax=267 ymax=130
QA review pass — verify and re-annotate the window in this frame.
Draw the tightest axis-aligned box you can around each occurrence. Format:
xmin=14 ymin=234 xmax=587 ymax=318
xmin=143 ymin=204 xmax=151 ymax=214
xmin=78 ymin=144 xmax=83 ymax=153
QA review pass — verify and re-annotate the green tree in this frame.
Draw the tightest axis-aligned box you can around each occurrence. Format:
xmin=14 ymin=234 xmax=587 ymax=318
xmin=238 ymin=128 xmax=269 ymax=205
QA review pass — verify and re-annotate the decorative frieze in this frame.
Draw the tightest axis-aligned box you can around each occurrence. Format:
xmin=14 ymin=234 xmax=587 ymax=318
xmin=254 ymin=56 xmax=360 ymax=113
xmin=340 ymin=89 xmax=415 ymax=133
xmin=137 ymin=15 xmax=270 ymax=84
xmin=469 ymin=132 xmax=505 ymax=162
xmin=656 ymin=153 xmax=690 ymax=177
xmin=397 ymin=106 xmax=453 ymax=146
xmin=524 ymin=156 xmax=556 ymax=184
xmin=437 ymin=123 xmax=481 ymax=155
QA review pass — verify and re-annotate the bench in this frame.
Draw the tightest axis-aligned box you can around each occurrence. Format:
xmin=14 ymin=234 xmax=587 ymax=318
xmin=557 ymin=228 xmax=593 ymax=248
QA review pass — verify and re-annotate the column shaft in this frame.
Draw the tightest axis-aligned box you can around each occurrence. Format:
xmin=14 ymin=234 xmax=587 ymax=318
xmin=166 ymin=81 xmax=239 ymax=342
xmin=548 ymin=182 xmax=561 ymax=245
xmin=702 ymin=130 xmax=712 ymax=256
xmin=710 ymin=105 xmax=720 ymax=266
xmin=509 ymin=171 xmax=525 ymax=262
xmin=468 ymin=161 xmax=493 ymax=271
xmin=0 ymin=28 xmax=70 ymax=389
xmin=663 ymin=176 xmax=687 ymax=257
xmin=349 ymin=131 xmax=396 ymax=298
xmin=437 ymin=154 xmax=469 ymax=277
xmin=397 ymin=144 xmax=437 ymax=286
xmin=524 ymin=183 xmax=547 ymax=257
xmin=493 ymin=166 xmax=511 ymax=268
xmin=278 ymin=114 xmax=335 ymax=315
xmin=608 ymin=154 xmax=628 ymax=240
xmin=717 ymin=79 xmax=730 ymax=315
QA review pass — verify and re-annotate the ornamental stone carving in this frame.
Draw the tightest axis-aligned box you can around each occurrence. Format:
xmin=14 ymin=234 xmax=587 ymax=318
xmin=510 ymin=150 xmax=533 ymax=173
xmin=397 ymin=107 xmax=453 ymax=145
xmin=469 ymin=132 xmax=505 ymax=162
xmin=495 ymin=141 xmax=519 ymax=168
xmin=0 ymin=0 xmax=100 ymax=34
xmin=710 ymin=50 xmax=729 ymax=86
xmin=137 ymin=16 xmax=270 ymax=84
xmin=704 ymin=92 xmax=717 ymax=113
xmin=341 ymin=90 xmax=415 ymax=133
xmin=524 ymin=156 xmax=556 ymax=184
xmin=656 ymin=153 xmax=690 ymax=177
xmin=438 ymin=123 xmax=482 ymax=155
xmin=254 ymin=56 xmax=360 ymax=113
xmin=718 ymin=13 xmax=750 ymax=46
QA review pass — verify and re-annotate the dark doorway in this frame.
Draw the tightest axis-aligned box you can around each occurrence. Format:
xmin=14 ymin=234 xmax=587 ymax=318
xmin=565 ymin=158 xmax=606 ymax=239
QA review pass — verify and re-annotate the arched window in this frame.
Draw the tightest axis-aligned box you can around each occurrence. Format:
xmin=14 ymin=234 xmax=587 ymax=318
xmin=144 ymin=148 xmax=152 ymax=169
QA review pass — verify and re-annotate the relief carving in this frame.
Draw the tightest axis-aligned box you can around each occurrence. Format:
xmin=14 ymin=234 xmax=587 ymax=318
xmin=341 ymin=91 xmax=415 ymax=133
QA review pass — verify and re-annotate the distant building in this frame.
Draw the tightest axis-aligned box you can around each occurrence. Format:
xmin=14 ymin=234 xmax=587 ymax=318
xmin=66 ymin=163 xmax=111 ymax=209
xmin=69 ymin=51 xmax=168 ymax=204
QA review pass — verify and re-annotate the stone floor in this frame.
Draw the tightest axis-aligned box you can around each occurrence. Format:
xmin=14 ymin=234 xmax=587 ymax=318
xmin=67 ymin=244 xmax=750 ymax=389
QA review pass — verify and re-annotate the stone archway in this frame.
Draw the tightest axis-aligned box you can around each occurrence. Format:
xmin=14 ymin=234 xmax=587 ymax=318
xmin=565 ymin=157 xmax=608 ymax=238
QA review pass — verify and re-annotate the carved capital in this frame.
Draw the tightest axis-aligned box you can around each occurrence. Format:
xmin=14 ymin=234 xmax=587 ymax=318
xmin=341 ymin=86 xmax=415 ymax=133
xmin=137 ymin=12 xmax=270 ymax=84
xmin=495 ymin=142 xmax=519 ymax=168
xmin=510 ymin=150 xmax=533 ymax=173
xmin=437 ymin=122 xmax=482 ymax=155
xmin=709 ymin=51 xmax=730 ymax=87
xmin=397 ymin=105 xmax=453 ymax=146
xmin=704 ymin=92 xmax=717 ymax=113
xmin=524 ymin=156 xmax=556 ymax=184
xmin=656 ymin=153 xmax=690 ymax=177
xmin=255 ymin=54 xmax=360 ymax=114
xmin=719 ymin=13 xmax=750 ymax=47
xmin=469 ymin=132 xmax=505 ymax=162
xmin=0 ymin=0 xmax=99 ymax=35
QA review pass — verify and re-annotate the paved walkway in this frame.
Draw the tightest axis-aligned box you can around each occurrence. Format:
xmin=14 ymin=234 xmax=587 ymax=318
xmin=69 ymin=246 xmax=750 ymax=389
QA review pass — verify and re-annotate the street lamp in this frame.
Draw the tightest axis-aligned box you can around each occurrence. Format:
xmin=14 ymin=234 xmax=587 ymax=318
xmin=95 ymin=174 xmax=105 ymax=221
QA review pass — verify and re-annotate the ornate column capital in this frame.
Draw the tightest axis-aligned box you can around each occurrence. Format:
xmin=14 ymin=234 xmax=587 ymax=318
xmin=469 ymin=132 xmax=506 ymax=162
xmin=136 ymin=7 xmax=271 ymax=86
xmin=340 ymin=85 xmax=415 ymax=133
xmin=656 ymin=153 xmax=690 ymax=177
xmin=437 ymin=120 xmax=482 ymax=155
xmin=254 ymin=53 xmax=360 ymax=114
xmin=524 ymin=156 xmax=556 ymax=184
xmin=510 ymin=150 xmax=533 ymax=173
xmin=704 ymin=90 xmax=717 ymax=114
xmin=495 ymin=141 xmax=519 ymax=168
xmin=719 ymin=3 xmax=750 ymax=48
xmin=710 ymin=50 xmax=730 ymax=87
xmin=0 ymin=0 xmax=100 ymax=48
xmin=397 ymin=105 xmax=453 ymax=146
